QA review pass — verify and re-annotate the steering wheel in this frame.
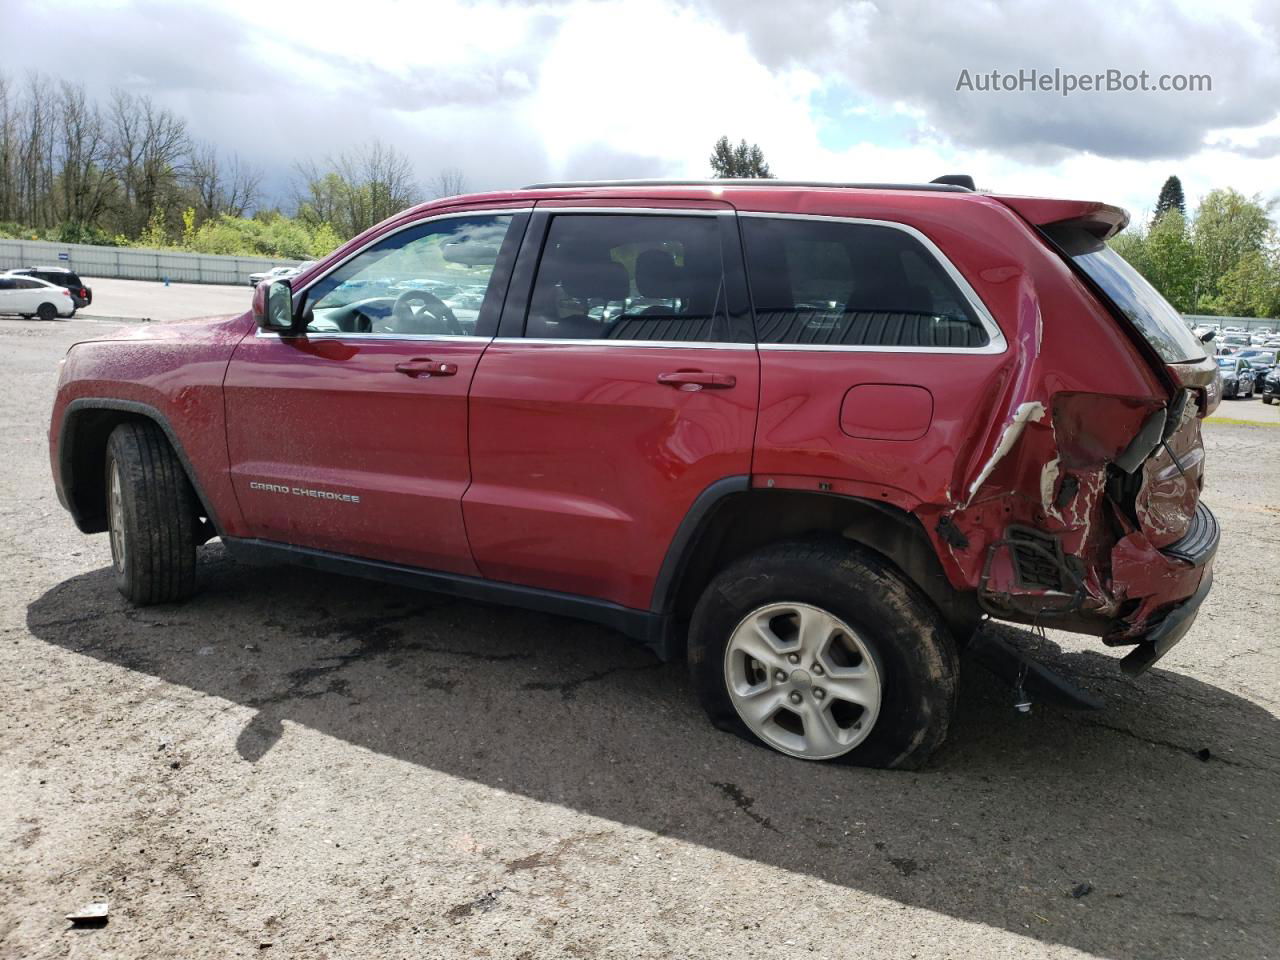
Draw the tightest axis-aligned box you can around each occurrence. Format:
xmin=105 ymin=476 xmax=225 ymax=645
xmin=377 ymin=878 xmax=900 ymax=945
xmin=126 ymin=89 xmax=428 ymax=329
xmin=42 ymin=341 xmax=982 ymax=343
xmin=388 ymin=289 xmax=464 ymax=335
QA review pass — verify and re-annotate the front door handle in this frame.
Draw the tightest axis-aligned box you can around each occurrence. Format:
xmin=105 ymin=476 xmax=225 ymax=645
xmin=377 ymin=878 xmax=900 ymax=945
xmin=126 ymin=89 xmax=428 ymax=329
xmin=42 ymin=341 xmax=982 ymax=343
xmin=394 ymin=358 xmax=458 ymax=378
xmin=657 ymin=370 xmax=736 ymax=391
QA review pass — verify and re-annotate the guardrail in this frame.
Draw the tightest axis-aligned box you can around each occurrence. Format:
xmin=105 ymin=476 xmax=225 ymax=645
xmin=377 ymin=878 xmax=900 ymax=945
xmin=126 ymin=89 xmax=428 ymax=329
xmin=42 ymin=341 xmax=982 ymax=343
xmin=0 ymin=238 xmax=300 ymax=285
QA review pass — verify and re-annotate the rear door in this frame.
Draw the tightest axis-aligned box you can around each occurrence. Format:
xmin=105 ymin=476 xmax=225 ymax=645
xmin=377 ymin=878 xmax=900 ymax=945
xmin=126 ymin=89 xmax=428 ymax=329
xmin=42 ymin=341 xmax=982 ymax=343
xmin=463 ymin=202 xmax=759 ymax=610
xmin=742 ymin=213 xmax=1009 ymax=505
xmin=223 ymin=208 xmax=528 ymax=573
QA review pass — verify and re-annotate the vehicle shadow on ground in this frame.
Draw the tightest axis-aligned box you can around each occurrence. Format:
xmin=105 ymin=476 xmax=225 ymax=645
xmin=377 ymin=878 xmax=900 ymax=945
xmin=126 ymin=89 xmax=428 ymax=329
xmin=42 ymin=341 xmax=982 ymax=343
xmin=26 ymin=547 xmax=1280 ymax=959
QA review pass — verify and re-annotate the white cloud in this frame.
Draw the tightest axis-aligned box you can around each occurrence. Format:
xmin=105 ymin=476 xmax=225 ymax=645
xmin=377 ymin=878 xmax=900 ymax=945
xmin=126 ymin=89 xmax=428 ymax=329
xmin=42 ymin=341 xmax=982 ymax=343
xmin=1 ymin=0 xmax=1276 ymax=224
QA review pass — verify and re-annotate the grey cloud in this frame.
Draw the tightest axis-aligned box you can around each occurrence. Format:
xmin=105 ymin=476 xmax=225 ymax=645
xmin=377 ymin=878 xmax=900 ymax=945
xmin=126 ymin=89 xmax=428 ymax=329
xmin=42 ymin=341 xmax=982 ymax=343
xmin=684 ymin=0 xmax=1280 ymax=163
xmin=1 ymin=0 xmax=574 ymax=200
xmin=1209 ymin=135 xmax=1280 ymax=159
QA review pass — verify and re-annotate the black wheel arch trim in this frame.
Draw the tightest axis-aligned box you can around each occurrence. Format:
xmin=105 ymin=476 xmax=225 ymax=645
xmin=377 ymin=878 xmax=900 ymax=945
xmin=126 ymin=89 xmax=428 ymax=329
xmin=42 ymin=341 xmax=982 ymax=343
xmin=58 ymin=398 xmax=223 ymax=535
xmin=650 ymin=478 xmax=979 ymax=647
xmin=650 ymin=475 xmax=750 ymax=616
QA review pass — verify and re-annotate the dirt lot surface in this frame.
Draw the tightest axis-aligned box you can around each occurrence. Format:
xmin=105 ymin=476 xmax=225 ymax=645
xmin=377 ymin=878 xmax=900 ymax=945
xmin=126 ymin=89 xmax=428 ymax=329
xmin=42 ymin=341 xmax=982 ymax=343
xmin=2 ymin=317 xmax=1277 ymax=960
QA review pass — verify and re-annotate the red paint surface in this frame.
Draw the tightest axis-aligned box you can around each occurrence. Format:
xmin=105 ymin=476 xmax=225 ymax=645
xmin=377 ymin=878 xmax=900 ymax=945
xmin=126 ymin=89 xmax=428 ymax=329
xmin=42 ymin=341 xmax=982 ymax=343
xmin=839 ymin=384 xmax=934 ymax=441
xmin=223 ymin=334 xmax=485 ymax=574
xmin=465 ymin=341 xmax=759 ymax=609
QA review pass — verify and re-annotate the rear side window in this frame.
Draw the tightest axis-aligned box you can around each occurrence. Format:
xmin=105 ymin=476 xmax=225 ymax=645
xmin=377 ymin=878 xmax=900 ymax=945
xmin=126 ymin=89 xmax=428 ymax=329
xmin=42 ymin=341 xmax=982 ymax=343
xmin=1042 ymin=223 xmax=1206 ymax=363
xmin=741 ymin=217 xmax=990 ymax=348
xmin=526 ymin=214 xmax=732 ymax=342
xmin=38 ymin=271 xmax=77 ymax=285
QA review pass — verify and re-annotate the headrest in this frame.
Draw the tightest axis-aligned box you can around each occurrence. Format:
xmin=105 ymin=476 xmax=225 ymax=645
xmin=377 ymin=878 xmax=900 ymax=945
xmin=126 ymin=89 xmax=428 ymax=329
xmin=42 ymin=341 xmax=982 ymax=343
xmin=635 ymin=249 xmax=683 ymax=298
xmin=560 ymin=258 xmax=630 ymax=303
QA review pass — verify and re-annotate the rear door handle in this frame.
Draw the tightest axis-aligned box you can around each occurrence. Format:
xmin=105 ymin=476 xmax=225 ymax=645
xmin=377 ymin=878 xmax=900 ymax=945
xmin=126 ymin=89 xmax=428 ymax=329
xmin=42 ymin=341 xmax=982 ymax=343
xmin=394 ymin=358 xmax=458 ymax=378
xmin=656 ymin=370 xmax=737 ymax=391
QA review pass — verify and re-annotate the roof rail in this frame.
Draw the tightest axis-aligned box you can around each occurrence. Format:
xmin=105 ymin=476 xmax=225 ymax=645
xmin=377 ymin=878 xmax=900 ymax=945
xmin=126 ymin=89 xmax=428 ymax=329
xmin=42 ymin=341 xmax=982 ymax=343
xmin=520 ymin=178 xmax=974 ymax=193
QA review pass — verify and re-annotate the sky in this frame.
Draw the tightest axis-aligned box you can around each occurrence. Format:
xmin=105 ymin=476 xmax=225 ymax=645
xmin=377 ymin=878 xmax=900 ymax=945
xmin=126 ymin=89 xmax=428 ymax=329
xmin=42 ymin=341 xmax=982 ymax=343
xmin=4 ymin=0 xmax=1278 ymax=221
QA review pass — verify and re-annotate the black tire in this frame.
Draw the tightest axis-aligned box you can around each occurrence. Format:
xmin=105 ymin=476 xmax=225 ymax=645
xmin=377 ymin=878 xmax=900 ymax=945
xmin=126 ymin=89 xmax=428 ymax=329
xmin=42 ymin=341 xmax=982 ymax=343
xmin=37 ymin=302 xmax=57 ymax=321
xmin=688 ymin=539 xmax=959 ymax=770
xmin=105 ymin=421 xmax=198 ymax=604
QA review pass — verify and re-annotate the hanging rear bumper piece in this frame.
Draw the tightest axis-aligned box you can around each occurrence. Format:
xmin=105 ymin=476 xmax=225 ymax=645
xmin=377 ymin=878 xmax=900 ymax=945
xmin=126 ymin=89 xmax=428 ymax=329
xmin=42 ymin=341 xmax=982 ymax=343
xmin=1120 ymin=568 xmax=1214 ymax=676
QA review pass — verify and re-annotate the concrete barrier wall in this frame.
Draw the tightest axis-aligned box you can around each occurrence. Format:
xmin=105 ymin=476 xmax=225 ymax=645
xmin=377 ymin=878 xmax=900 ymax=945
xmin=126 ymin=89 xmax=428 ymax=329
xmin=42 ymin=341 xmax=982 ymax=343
xmin=0 ymin=238 xmax=300 ymax=285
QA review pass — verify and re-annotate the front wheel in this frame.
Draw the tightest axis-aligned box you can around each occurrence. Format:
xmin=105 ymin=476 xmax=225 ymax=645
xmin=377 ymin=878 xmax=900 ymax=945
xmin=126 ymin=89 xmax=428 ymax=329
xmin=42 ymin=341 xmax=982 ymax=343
xmin=688 ymin=540 xmax=959 ymax=769
xmin=105 ymin=421 xmax=199 ymax=604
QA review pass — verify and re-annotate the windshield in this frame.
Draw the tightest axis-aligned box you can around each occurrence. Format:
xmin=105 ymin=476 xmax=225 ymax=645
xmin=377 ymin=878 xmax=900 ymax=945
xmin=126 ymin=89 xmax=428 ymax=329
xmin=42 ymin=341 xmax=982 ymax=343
xmin=1042 ymin=223 xmax=1207 ymax=364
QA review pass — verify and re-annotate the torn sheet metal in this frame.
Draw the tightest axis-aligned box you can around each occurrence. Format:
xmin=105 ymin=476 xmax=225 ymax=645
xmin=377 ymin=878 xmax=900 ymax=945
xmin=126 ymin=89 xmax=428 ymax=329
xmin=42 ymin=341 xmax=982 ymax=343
xmin=965 ymin=401 xmax=1045 ymax=503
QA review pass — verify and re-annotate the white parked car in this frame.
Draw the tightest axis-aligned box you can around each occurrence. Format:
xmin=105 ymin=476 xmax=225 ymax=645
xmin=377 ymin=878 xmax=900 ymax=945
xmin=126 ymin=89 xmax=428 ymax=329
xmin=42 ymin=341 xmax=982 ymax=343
xmin=0 ymin=274 xmax=76 ymax=320
xmin=248 ymin=265 xmax=299 ymax=288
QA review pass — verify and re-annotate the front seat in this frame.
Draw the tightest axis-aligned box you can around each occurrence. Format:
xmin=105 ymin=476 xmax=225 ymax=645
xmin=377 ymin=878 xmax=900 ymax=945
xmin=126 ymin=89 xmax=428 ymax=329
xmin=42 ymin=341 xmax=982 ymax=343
xmin=527 ymin=247 xmax=629 ymax=339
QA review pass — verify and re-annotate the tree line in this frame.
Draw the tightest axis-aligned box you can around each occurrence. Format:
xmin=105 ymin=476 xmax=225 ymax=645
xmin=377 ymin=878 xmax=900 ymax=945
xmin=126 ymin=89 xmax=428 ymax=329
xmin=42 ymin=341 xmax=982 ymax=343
xmin=0 ymin=72 xmax=467 ymax=259
xmin=1111 ymin=176 xmax=1280 ymax=319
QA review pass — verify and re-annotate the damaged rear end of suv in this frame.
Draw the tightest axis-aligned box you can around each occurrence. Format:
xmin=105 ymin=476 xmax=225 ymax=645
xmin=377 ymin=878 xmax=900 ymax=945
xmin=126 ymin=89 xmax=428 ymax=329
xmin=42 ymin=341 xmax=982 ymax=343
xmin=939 ymin=195 xmax=1219 ymax=684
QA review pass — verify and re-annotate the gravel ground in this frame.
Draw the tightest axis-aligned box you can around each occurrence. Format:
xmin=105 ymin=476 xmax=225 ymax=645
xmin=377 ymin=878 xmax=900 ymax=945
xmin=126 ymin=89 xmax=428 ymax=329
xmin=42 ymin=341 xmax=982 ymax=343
xmin=1 ymin=316 xmax=1277 ymax=960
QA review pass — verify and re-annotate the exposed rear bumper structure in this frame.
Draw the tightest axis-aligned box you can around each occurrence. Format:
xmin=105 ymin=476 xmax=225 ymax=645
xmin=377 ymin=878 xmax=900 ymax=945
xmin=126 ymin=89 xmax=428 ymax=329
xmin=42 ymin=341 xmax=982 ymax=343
xmin=1115 ymin=502 xmax=1219 ymax=675
xmin=1120 ymin=568 xmax=1214 ymax=676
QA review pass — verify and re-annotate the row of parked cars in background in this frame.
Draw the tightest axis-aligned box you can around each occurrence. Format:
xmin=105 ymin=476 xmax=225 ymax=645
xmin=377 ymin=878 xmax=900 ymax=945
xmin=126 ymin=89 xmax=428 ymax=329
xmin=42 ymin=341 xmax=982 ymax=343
xmin=247 ymin=262 xmax=316 ymax=287
xmin=1192 ymin=322 xmax=1280 ymax=403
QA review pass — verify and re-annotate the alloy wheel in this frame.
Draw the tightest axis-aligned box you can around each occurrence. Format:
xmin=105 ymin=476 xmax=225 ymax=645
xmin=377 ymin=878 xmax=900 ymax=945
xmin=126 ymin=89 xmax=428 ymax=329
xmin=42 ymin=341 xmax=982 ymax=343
xmin=724 ymin=602 xmax=882 ymax=760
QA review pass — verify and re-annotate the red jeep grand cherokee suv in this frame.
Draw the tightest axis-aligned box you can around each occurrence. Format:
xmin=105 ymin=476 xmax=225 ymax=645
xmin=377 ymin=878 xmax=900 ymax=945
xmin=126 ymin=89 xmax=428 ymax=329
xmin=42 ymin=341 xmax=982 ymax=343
xmin=49 ymin=179 xmax=1219 ymax=768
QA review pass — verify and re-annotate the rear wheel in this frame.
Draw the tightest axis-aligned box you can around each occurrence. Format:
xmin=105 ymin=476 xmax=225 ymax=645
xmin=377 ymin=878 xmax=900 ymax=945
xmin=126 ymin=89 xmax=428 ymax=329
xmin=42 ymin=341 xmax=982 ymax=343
xmin=689 ymin=540 xmax=959 ymax=769
xmin=37 ymin=302 xmax=57 ymax=321
xmin=105 ymin=421 xmax=199 ymax=604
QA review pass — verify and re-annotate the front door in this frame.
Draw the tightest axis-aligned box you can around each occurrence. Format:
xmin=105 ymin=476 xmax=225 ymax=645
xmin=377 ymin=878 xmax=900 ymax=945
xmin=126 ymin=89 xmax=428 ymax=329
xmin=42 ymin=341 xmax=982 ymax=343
xmin=463 ymin=204 xmax=760 ymax=610
xmin=223 ymin=209 xmax=528 ymax=574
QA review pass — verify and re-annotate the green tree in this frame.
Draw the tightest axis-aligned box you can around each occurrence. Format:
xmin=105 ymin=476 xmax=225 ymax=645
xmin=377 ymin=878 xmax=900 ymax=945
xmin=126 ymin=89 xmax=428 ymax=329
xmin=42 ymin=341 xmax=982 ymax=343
xmin=1142 ymin=210 xmax=1198 ymax=312
xmin=1192 ymin=188 xmax=1275 ymax=306
xmin=710 ymin=136 xmax=775 ymax=178
xmin=1201 ymin=249 xmax=1280 ymax=318
xmin=1153 ymin=175 xmax=1185 ymax=223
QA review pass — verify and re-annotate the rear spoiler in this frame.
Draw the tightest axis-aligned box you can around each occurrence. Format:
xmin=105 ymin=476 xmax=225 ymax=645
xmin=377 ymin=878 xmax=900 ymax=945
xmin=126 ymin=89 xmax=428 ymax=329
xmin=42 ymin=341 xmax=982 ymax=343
xmin=992 ymin=195 xmax=1130 ymax=241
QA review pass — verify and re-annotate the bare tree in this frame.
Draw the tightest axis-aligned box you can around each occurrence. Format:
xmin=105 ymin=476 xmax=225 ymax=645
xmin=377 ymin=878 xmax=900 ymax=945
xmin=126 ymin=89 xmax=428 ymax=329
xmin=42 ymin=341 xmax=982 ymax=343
xmin=189 ymin=142 xmax=263 ymax=220
xmin=57 ymin=80 xmax=113 ymax=227
xmin=108 ymin=90 xmax=188 ymax=235
xmin=15 ymin=74 xmax=58 ymax=227
xmin=291 ymin=158 xmax=343 ymax=227
xmin=331 ymin=139 xmax=421 ymax=234
xmin=0 ymin=74 xmax=17 ymax=222
xmin=427 ymin=167 xmax=468 ymax=200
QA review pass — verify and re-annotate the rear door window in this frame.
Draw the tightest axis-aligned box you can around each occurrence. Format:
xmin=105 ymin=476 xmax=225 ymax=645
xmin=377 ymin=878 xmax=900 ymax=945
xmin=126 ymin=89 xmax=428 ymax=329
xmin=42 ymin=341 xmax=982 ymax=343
xmin=524 ymin=214 xmax=736 ymax=342
xmin=1042 ymin=223 xmax=1207 ymax=363
xmin=740 ymin=216 xmax=992 ymax=348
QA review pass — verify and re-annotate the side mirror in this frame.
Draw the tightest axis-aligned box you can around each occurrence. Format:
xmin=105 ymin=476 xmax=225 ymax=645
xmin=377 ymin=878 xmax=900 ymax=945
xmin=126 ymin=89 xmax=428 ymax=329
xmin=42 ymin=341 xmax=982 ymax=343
xmin=1199 ymin=329 xmax=1216 ymax=343
xmin=253 ymin=279 xmax=295 ymax=332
